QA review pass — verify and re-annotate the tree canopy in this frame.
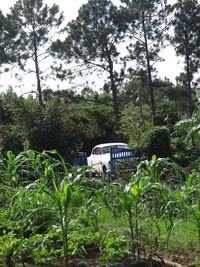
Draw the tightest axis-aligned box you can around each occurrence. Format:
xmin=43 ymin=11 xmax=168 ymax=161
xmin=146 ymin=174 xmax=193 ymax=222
xmin=52 ymin=0 xmax=126 ymax=129
xmin=120 ymin=0 xmax=170 ymax=120
xmin=171 ymin=0 xmax=200 ymax=116
xmin=9 ymin=0 xmax=64 ymax=106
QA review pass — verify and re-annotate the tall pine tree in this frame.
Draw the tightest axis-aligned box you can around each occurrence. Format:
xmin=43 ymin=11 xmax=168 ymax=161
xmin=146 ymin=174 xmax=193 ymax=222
xmin=0 ymin=11 xmax=17 ymax=67
xmin=120 ymin=0 xmax=170 ymax=122
xmin=171 ymin=0 xmax=200 ymax=116
xmin=0 ymin=11 xmax=18 ymax=132
xmin=52 ymin=0 xmax=126 ymax=130
xmin=9 ymin=0 xmax=64 ymax=106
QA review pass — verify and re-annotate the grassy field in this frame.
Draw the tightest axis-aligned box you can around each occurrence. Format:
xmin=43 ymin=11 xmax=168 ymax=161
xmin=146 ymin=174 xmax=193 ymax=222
xmin=98 ymin=207 xmax=199 ymax=258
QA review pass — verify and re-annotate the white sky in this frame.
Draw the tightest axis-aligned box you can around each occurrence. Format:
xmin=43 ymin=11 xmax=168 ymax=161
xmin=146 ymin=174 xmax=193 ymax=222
xmin=2 ymin=0 xmax=89 ymax=20
xmin=0 ymin=0 xmax=183 ymax=96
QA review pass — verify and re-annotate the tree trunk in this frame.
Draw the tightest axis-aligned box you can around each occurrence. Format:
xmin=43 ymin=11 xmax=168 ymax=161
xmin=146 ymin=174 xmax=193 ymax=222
xmin=185 ymin=34 xmax=194 ymax=117
xmin=106 ymin=46 xmax=120 ymax=131
xmin=111 ymin=79 xmax=120 ymax=130
xmin=142 ymin=11 xmax=156 ymax=124
xmin=33 ymin=34 xmax=44 ymax=107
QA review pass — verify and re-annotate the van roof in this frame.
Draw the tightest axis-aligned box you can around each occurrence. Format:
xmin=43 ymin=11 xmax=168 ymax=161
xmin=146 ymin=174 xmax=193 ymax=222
xmin=93 ymin=143 xmax=128 ymax=149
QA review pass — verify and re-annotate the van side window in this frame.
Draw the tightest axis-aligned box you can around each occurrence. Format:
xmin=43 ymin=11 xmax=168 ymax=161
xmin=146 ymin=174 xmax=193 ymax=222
xmin=102 ymin=147 xmax=110 ymax=154
xmin=92 ymin=147 xmax=101 ymax=155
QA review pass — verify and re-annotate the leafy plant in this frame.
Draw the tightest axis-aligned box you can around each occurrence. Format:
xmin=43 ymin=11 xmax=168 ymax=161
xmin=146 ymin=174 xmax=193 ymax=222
xmin=115 ymin=176 xmax=152 ymax=259
xmin=143 ymin=126 xmax=172 ymax=159
xmin=37 ymin=172 xmax=88 ymax=267
xmin=68 ymin=228 xmax=100 ymax=258
xmin=174 ymin=104 xmax=200 ymax=148
xmin=176 ymin=171 xmax=200 ymax=250
xmin=26 ymin=233 xmax=60 ymax=264
xmin=161 ymin=186 xmax=181 ymax=253
xmin=99 ymin=230 xmax=128 ymax=262
xmin=0 ymin=151 xmax=22 ymax=187
xmin=120 ymin=104 xmax=154 ymax=146
xmin=0 ymin=231 xmax=20 ymax=267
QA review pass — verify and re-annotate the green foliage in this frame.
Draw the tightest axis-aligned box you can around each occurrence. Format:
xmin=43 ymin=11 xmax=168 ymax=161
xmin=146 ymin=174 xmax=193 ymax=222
xmin=171 ymin=0 xmax=200 ymax=115
xmin=116 ymin=178 xmax=152 ymax=257
xmin=120 ymin=104 xmax=154 ymax=146
xmin=174 ymin=104 xmax=200 ymax=147
xmin=30 ymin=169 xmax=92 ymax=266
xmin=143 ymin=126 xmax=171 ymax=159
xmin=0 ymin=150 xmax=199 ymax=265
xmin=0 ymin=149 xmax=67 ymax=187
xmin=0 ymin=231 xmax=20 ymax=267
xmin=102 ymin=156 xmax=200 ymax=257
xmin=53 ymin=0 xmax=125 ymax=70
xmin=9 ymin=0 xmax=64 ymax=105
xmin=172 ymin=0 xmax=200 ymax=74
xmin=154 ymin=101 xmax=179 ymax=127
xmin=0 ymin=89 xmax=117 ymax=160
xmin=68 ymin=229 xmax=100 ymax=258
xmin=121 ymin=0 xmax=170 ymax=118
xmin=121 ymin=0 xmax=169 ymax=65
xmin=172 ymin=105 xmax=200 ymax=166
xmin=0 ymin=93 xmax=79 ymax=161
xmin=116 ymin=157 xmax=200 ymax=254
xmin=76 ymin=98 xmax=116 ymax=154
xmin=1 ymin=0 xmax=200 ymax=262
xmin=136 ymin=156 xmax=185 ymax=183
xmin=0 ymin=151 xmax=22 ymax=187
xmin=120 ymin=77 xmax=149 ymax=106
xmin=100 ymin=230 xmax=128 ymax=262
xmin=25 ymin=233 xmax=60 ymax=264
xmin=174 ymin=171 xmax=200 ymax=247
xmin=0 ymin=11 xmax=17 ymax=66
xmin=52 ymin=0 xmax=126 ymax=126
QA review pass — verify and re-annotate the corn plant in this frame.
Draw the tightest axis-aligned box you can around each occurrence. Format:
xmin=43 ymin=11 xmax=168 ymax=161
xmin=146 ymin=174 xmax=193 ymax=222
xmin=0 ymin=149 xmax=101 ymax=266
xmin=0 ymin=150 xmax=87 ymax=266
xmin=0 ymin=149 xmax=70 ymax=188
xmin=118 ymin=156 xmax=187 ymax=254
xmin=176 ymin=171 xmax=200 ymax=250
xmin=37 ymin=173 xmax=89 ymax=267
xmin=115 ymin=173 xmax=157 ymax=259
xmin=160 ymin=185 xmax=182 ymax=253
xmin=0 ymin=151 xmax=22 ymax=187
xmin=138 ymin=155 xmax=185 ymax=184
xmin=8 ymin=185 xmax=56 ymax=238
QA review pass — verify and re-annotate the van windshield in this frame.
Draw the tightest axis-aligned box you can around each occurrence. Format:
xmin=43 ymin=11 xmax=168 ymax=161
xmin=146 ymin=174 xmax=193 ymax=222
xmin=102 ymin=145 xmax=128 ymax=154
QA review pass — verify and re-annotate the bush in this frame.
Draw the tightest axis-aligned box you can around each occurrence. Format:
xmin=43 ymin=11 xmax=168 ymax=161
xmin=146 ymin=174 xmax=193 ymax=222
xmin=154 ymin=101 xmax=179 ymax=127
xmin=171 ymin=137 xmax=200 ymax=167
xmin=143 ymin=126 xmax=171 ymax=159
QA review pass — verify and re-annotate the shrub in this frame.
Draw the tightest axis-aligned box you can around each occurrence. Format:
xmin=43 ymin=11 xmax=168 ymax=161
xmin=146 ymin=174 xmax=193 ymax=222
xmin=143 ymin=126 xmax=171 ymax=159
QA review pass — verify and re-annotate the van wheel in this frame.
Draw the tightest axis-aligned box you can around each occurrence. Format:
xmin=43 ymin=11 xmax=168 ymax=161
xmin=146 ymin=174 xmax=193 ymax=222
xmin=102 ymin=166 xmax=111 ymax=180
xmin=102 ymin=165 xmax=107 ymax=176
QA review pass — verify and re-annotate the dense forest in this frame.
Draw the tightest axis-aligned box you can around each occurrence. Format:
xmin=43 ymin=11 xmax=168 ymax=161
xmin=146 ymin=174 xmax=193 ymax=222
xmin=0 ymin=0 xmax=200 ymax=168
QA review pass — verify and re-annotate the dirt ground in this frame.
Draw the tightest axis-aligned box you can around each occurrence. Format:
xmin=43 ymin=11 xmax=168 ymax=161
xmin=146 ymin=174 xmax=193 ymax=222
xmin=27 ymin=247 xmax=197 ymax=267
xmin=65 ymin=249 xmax=196 ymax=267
